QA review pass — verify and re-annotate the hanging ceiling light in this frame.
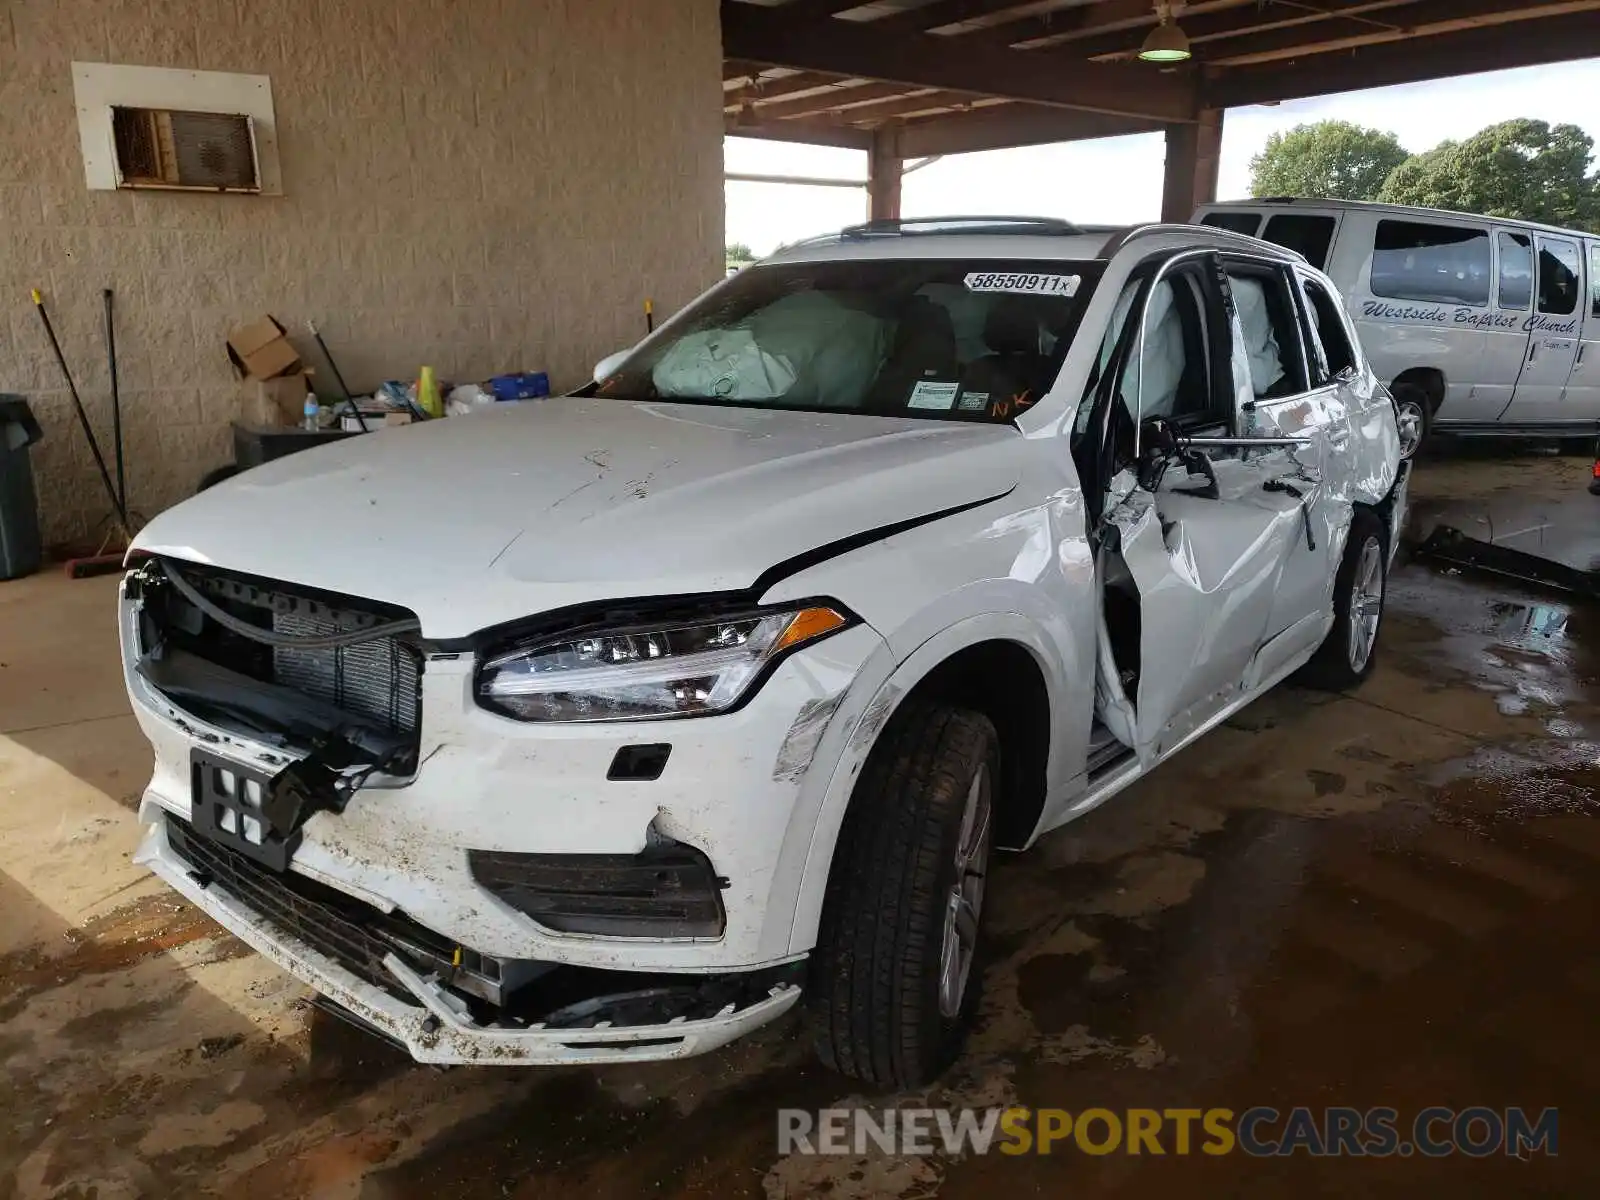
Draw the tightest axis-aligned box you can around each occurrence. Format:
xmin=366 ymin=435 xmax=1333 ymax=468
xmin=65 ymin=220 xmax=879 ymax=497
xmin=1139 ymin=2 xmax=1192 ymax=63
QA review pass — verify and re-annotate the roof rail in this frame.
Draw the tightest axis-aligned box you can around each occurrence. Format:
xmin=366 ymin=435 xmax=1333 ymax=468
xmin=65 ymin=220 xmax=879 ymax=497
xmin=838 ymin=215 xmax=1085 ymax=239
xmin=1100 ymin=222 xmax=1307 ymax=262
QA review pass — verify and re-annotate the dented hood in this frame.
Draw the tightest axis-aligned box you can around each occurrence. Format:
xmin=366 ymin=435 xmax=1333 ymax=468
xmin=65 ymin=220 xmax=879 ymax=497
xmin=133 ymin=396 xmax=1020 ymax=638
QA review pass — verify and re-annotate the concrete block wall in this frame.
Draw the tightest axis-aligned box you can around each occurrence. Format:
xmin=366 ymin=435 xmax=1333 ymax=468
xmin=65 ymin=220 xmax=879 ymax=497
xmin=0 ymin=0 xmax=724 ymax=551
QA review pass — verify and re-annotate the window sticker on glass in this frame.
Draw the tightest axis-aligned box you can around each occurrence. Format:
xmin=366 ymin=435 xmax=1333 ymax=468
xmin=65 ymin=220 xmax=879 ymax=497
xmin=964 ymin=272 xmax=1080 ymax=296
xmin=908 ymin=380 xmax=960 ymax=410
xmin=957 ymin=391 xmax=990 ymax=412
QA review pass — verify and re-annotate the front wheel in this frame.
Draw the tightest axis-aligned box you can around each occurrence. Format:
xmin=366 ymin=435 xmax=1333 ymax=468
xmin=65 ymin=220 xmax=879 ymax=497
xmin=1302 ymin=509 xmax=1388 ymax=690
xmin=807 ymin=701 xmax=998 ymax=1089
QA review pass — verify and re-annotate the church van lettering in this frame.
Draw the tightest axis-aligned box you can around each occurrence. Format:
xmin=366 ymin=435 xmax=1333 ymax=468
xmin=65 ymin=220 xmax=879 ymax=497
xmin=1361 ymin=300 xmax=1449 ymax=323
xmin=1524 ymin=314 xmax=1579 ymax=335
xmin=1454 ymin=310 xmax=1520 ymax=331
xmin=1360 ymin=301 xmax=1581 ymax=337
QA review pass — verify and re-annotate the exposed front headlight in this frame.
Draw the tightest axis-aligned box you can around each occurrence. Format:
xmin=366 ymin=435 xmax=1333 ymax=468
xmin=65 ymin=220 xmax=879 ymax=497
xmin=476 ymin=605 xmax=852 ymax=722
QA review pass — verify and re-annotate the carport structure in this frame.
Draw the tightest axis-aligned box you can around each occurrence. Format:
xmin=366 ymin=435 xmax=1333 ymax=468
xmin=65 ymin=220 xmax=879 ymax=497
xmin=721 ymin=0 xmax=1600 ymax=222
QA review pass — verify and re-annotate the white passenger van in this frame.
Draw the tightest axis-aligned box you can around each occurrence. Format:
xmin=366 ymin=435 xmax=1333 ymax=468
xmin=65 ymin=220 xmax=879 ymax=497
xmin=1193 ymin=198 xmax=1600 ymax=453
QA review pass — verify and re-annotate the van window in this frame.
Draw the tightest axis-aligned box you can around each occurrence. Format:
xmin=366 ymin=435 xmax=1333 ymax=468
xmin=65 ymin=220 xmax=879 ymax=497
xmin=1301 ymin=278 xmax=1356 ymax=381
xmin=1591 ymin=244 xmax=1600 ymax=317
xmin=1497 ymin=232 xmax=1533 ymax=310
xmin=1371 ymin=220 xmax=1491 ymax=307
xmin=1202 ymin=211 xmax=1262 ymax=237
xmin=1263 ymin=214 xmax=1336 ymax=270
xmin=1538 ymin=237 xmax=1581 ymax=316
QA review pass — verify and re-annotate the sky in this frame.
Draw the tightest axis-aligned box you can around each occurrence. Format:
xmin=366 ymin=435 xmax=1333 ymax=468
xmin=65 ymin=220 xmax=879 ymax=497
xmin=725 ymin=58 xmax=1600 ymax=256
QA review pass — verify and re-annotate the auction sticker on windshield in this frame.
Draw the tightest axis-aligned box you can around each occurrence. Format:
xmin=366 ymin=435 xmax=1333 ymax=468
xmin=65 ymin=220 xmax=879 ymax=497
xmin=908 ymin=380 xmax=961 ymax=410
xmin=964 ymin=272 xmax=1080 ymax=296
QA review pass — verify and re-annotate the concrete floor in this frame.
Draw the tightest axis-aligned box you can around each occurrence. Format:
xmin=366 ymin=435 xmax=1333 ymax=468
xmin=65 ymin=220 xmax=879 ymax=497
xmin=3 ymin=452 xmax=1598 ymax=1198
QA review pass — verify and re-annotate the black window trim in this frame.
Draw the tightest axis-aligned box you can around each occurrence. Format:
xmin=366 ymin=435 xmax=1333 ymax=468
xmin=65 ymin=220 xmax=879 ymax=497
xmin=1536 ymin=233 xmax=1582 ymax=318
xmin=1590 ymin=241 xmax=1600 ymax=319
xmin=1494 ymin=229 xmax=1535 ymax=313
xmin=1261 ymin=212 xmax=1339 ymax=273
xmin=1200 ymin=210 xmax=1265 ymax=238
xmin=1294 ymin=269 xmax=1362 ymax=387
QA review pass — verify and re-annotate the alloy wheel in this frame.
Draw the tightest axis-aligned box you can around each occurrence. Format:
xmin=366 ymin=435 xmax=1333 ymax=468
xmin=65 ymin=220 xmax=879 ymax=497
xmin=938 ymin=764 xmax=993 ymax=1019
xmin=1347 ymin=536 xmax=1385 ymax=673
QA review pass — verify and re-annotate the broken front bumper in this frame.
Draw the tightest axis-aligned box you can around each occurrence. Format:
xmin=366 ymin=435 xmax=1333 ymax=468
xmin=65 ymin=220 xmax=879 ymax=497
xmin=136 ymin=812 xmax=801 ymax=1065
xmin=120 ymin=571 xmax=890 ymax=971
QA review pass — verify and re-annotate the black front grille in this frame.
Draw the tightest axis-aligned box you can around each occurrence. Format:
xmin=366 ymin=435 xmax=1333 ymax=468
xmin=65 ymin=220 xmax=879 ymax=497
xmin=146 ymin=561 xmax=422 ymax=742
xmin=167 ymin=817 xmax=453 ymax=1003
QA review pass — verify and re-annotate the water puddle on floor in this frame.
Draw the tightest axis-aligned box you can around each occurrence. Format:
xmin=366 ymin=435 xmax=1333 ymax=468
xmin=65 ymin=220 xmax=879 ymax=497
xmin=1386 ymin=566 xmax=1600 ymax=723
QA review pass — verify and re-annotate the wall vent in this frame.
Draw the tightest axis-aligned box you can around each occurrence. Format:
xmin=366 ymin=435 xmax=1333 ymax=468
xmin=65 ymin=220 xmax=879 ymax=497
xmin=111 ymin=106 xmax=260 ymax=192
xmin=74 ymin=63 xmax=282 ymax=195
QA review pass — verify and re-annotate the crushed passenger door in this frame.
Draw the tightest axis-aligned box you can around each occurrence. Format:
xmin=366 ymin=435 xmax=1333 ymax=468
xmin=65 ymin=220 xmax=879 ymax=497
xmin=1091 ymin=252 xmax=1329 ymax=762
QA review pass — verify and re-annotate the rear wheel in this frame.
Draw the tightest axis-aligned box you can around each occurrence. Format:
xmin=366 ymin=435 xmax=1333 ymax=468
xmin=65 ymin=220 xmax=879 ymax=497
xmin=807 ymin=701 xmax=998 ymax=1089
xmin=1302 ymin=508 xmax=1387 ymax=690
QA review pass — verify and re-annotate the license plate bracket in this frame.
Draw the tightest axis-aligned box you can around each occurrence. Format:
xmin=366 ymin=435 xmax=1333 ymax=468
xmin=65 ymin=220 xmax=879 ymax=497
xmin=191 ymin=751 xmax=301 ymax=871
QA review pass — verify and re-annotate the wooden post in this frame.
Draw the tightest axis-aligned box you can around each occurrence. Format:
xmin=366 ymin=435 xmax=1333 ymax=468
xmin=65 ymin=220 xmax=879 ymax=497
xmin=868 ymin=126 xmax=904 ymax=222
xmin=1161 ymin=108 xmax=1224 ymax=224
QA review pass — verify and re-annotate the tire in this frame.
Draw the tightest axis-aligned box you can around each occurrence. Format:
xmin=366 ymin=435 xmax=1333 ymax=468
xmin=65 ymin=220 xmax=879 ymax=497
xmin=1390 ymin=383 xmax=1430 ymax=461
xmin=807 ymin=701 xmax=999 ymax=1089
xmin=1302 ymin=508 xmax=1388 ymax=690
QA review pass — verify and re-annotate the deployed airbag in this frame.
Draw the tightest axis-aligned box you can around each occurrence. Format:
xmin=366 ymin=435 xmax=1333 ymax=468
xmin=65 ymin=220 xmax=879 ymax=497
xmin=652 ymin=292 xmax=887 ymax=407
xmin=651 ymin=328 xmax=797 ymax=401
xmin=1230 ymin=277 xmax=1286 ymax=398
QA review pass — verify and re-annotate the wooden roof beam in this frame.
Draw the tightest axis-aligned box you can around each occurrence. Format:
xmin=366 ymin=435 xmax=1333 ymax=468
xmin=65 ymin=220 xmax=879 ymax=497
xmin=854 ymin=0 xmax=1092 ymax=38
xmin=1206 ymin=0 xmax=1600 ymax=69
xmin=724 ymin=116 xmax=875 ymax=149
xmin=724 ymin=71 xmax=861 ymax=106
xmin=720 ymin=0 xmax=1199 ymax=120
xmin=1065 ymin=0 xmax=1426 ymax=59
xmin=749 ymin=81 xmax=950 ymax=121
xmin=776 ymin=0 xmax=877 ymax=18
xmin=999 ymin=0 xmax=1261 ymax=50
xmin=1205 ymin=8 xmax=1600 ymax=106
xmin=821 ymin=92 xmax=1011 ymax=125
xmin=897 ymin=103 xmax=1162 ymax=156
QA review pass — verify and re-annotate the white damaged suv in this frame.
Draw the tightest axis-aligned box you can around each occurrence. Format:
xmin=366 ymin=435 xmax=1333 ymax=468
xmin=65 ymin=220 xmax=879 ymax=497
xmin=123 ymin=217 xmax=1407 ymax=1088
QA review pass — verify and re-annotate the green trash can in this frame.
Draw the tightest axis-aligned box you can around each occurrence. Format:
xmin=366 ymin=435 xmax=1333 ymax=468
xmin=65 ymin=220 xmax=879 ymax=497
xmin=0 ymin=395 xmax=44 ymax=580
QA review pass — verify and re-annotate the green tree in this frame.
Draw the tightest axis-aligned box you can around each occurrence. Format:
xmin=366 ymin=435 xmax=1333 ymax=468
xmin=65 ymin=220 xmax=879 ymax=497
xmin=1378 ymin=119 xmax=1600 ymax=231
xmin=1249 ymin=120 xmax=1411 ymax=201
xmin=725 ymin=241 xmax=756 ymax=263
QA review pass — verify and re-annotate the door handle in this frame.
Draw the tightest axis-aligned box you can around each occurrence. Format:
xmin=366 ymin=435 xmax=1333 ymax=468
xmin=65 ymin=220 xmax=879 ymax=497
xmin=1263 ymin=478 xmax=1316 ymax=551
xmin=1529 ymin=342 xmax=1539 ymax=363
xmin=1579 ymin=344 xmax=1588 ymax=367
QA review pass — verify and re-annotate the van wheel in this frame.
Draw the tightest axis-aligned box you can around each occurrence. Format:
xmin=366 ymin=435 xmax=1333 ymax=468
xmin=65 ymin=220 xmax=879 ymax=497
xmin=1302 ymin=509 xmax=1387 ymax=690
xmin=807 ymin=701 xmax=998 ymax=1089
xmin=1391 ymin=383 xmax=1429 ymax=460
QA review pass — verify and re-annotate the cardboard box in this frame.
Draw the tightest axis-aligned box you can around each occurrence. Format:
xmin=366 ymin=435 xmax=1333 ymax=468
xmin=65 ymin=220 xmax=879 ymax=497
xmin=227 ymin=315 xmax=302 ymax=380
xmin=239 ymin=371 xmax=310 ymax=426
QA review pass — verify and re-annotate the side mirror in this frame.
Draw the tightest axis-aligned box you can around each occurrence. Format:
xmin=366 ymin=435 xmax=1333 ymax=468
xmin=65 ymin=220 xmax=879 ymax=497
xmin=593 ymin=349 xmax=632 ymax=386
